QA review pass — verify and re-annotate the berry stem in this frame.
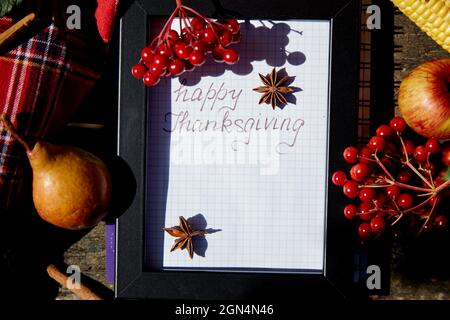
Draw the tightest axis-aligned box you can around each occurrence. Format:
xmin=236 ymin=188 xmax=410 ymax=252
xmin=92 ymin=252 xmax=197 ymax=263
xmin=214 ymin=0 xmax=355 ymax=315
xmin=362 ymin=184 xmax=393 ymax=189
xmin=0 ymin=114 xmax=32 ymax=153
xmin=418 ymin=196 xmax=437 ymax=234
xmin=398 ymin=133 xmax=433 ymax=189
xmin=435 ymin=179 xmax=450 ymax=193
xmin=358 ymin=156 xmax=377 ymax=163
xmin=180 ymin=5 xmax=227 ymax=45
xmin=425 ymin=158 xmax=436 ymax=189
xmin=398 ymin=133 xmax=410 ymax=162
xmin=181 ymin=6 xmax=214 ymax=26
xmin=405 ymin=161 xmax=434 ymax=190
xmin=390 ymin=199 xmax=404 ymax=226
xmin=391 ymin=213 xmax=404 ymax=227
xmin=374 ymin=153 xmax=394 ymax=180
xmin=154 ymin=7 xmax=181 ymax=47
xmin=389 ymin=180 xmax=432 ymax=193
xmin=384 ymin=154 xmax=402 ymax=163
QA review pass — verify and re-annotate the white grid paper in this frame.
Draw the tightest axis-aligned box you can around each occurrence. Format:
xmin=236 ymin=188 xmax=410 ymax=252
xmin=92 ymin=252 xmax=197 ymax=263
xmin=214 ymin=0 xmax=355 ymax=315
xmin=145 ymin=20 xmax=331 ymax=271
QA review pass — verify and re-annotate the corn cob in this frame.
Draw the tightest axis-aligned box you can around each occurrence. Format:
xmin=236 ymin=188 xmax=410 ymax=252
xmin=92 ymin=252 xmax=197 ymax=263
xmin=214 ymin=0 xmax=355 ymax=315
xmin=391 ymin=0 xmax=449 ymax=53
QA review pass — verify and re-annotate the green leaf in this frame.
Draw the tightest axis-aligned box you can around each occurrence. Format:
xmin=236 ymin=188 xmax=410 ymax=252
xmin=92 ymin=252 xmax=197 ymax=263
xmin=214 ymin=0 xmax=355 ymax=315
xmin=0 ymin=0 xmax=23 ymax=17
xmin=444 ymin=166 xmax=450 ymax=182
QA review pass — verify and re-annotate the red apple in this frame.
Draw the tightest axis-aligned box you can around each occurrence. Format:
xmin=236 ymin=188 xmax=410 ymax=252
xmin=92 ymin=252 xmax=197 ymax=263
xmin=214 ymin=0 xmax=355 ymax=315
xmin=398 ymin=58 xmax=450 ymax=139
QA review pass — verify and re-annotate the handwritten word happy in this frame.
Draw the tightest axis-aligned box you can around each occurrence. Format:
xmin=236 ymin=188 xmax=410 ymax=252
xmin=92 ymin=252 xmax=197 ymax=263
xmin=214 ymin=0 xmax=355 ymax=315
xmin=174 ymin=80 xmax=242 ymax=112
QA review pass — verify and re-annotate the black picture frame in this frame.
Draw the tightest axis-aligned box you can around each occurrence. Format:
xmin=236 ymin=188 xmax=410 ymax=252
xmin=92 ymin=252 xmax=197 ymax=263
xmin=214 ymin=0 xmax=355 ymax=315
xmin=116 ymin=0 xmax=361 ymax=300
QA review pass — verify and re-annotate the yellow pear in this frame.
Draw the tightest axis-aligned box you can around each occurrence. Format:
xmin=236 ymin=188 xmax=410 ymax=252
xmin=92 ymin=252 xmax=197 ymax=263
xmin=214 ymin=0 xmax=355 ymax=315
xmin=1 ymin=114 xmax=112 ymax=230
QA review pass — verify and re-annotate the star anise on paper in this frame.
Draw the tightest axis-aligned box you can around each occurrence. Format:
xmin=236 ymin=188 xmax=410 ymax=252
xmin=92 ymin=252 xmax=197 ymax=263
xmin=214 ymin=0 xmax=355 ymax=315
xmin=253 ymin=68 xmax=294 ymax=109
xmin=163 ymin=216 xmax=207 ymax=259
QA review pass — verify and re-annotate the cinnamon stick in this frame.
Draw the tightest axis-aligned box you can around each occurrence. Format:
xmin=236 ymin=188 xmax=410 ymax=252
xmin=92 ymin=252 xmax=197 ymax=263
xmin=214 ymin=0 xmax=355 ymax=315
xmin=46 ymin=264 xmax=103 ymax=300
xmin=0 ymin=13 xmax=36 ymax=49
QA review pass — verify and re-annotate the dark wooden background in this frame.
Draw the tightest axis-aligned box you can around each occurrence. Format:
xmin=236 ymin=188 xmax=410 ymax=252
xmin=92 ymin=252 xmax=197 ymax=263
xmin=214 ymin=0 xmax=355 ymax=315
xmin=54 ymin=7 xmax=450 ymax=300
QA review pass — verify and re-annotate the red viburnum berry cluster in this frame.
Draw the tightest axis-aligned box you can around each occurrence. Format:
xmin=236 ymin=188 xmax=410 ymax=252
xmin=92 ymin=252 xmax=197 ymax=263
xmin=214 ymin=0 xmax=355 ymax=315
xmin=131 ymin=0 xmax=241 ymax=87
xmin=332 ymin=117 xmax=450 ymax=241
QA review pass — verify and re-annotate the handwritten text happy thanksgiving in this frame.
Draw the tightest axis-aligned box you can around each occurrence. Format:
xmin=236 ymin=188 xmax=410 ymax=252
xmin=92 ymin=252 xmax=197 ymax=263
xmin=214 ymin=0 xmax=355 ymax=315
xmin=163 ymin=81 xmax=305 ymax=154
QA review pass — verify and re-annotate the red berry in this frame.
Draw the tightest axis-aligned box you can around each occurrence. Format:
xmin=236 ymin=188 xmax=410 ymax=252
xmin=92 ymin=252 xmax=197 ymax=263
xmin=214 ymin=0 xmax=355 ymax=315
xmin=390 ymin=117 xmax=407 ymax=133
xmin=368 ymin=136 xmax=386 ymax=152
xmin=425 ymin=138 xmax=440 ymax=154
xmin=359 ymin=147 xmax=373 ymax=164
xmin=226 ymin=18 xmax=240 ymax=34
xmin=174 ymin=42 xmax=193 ymax=60
xmin=402 ymin=140 xmax=415 ymax=156
xmin=156 ymin=43 xmax=172 ymax=56
xmin=202 ymin=27 xmax=217 ymax=44
xmin=370 ymin=216 xmax=385 ymax=233
xmin=219 ymin=29 xmax=233 ymax=47
xmin=343 ymin=146 xmax=358 ymax=164
xmin=181 ymin=28 xmax=193 ymax=41
xmin=332 ymin=171 xmax=347 ymax=186
xmin=359 ymin=203 xmax=374 ymax=221
xmin=386 ymin=185 xmax=400 ymax=200
xmin=192 ymin=29 xmax=203 ymax=40
xmin=191 ymin=40 xmax=207 ymax=53
xmin=147 ymin=64 xmax=164 ymax=76
xmin=223 ymin=48 xmax=239 ymax=65
xmin=143 ymin=72 xmax=160 ymax=87
xmin=358 ymin=223 xmax=372 ymax=240
xmin=376 ymin=124 xmax=394 ymax=138
xmin=397 ymin=170 xmax=412 ymax=184
xmin=189 ymin=51 xmax=206 ymax=66
xmin=212 ymin=46 xmax=225 ymax=62
xmin=131 ymin=64 xmax=147 ymax=79
xmin=434 ymin=215 xmax=448 ymax=229
xmin=191 ymin=17 xmax=205 ymax=30
xmin=167 ymin=29 xmax=179 ymax=42
xmin=152 ymin=54 xmax=170 ymax=69
xmin=414 ymin=146 xmax=428 ymax=163
xmin=343 ymin=181 xmax=359 ymax=199
xmin=359 ymin=187 xmax=376 ymax=202
xmin=343 ymin=204 xmax=357 ymax=220
xmin=373 ymin=193 xmax=387 ymax=207
xmin=350 ymin=163 xmax=371 ymax=182
xmin=168 ymin=59 xmax=185 ymax=76
xmin=398 ymin=193 xmax=413 ymax=209
xmin=141 ymin=47 xmax=154 ymax=63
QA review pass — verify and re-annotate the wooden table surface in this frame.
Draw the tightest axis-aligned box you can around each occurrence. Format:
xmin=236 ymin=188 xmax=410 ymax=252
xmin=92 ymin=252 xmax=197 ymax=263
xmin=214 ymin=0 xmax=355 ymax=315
xmin=56 ymin=10 xmax=450 ymax=300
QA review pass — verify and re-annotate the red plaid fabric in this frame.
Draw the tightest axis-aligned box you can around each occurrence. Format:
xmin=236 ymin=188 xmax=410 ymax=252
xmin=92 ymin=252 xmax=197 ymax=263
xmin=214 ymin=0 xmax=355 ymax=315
xmin=0 ymin=1 xmax=119 ymax=211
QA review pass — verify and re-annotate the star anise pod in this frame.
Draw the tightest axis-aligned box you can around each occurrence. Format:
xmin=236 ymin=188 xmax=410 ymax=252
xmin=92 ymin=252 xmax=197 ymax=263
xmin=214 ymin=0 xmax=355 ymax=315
xmin=163 ymin=216 xmax=207 ymax=259
xmin=253 ymin=68 xmax=294 ymax=109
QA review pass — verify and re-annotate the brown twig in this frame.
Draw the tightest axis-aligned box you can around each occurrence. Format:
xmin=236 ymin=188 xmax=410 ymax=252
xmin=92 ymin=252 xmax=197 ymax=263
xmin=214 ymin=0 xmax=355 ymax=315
xmin=0 ymin=114 xmax=32 ymax=152
xmin=0 ymin=13 xmax=36 ymax=50
xmin=46 ymin=264 xmax=103 ymax=301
